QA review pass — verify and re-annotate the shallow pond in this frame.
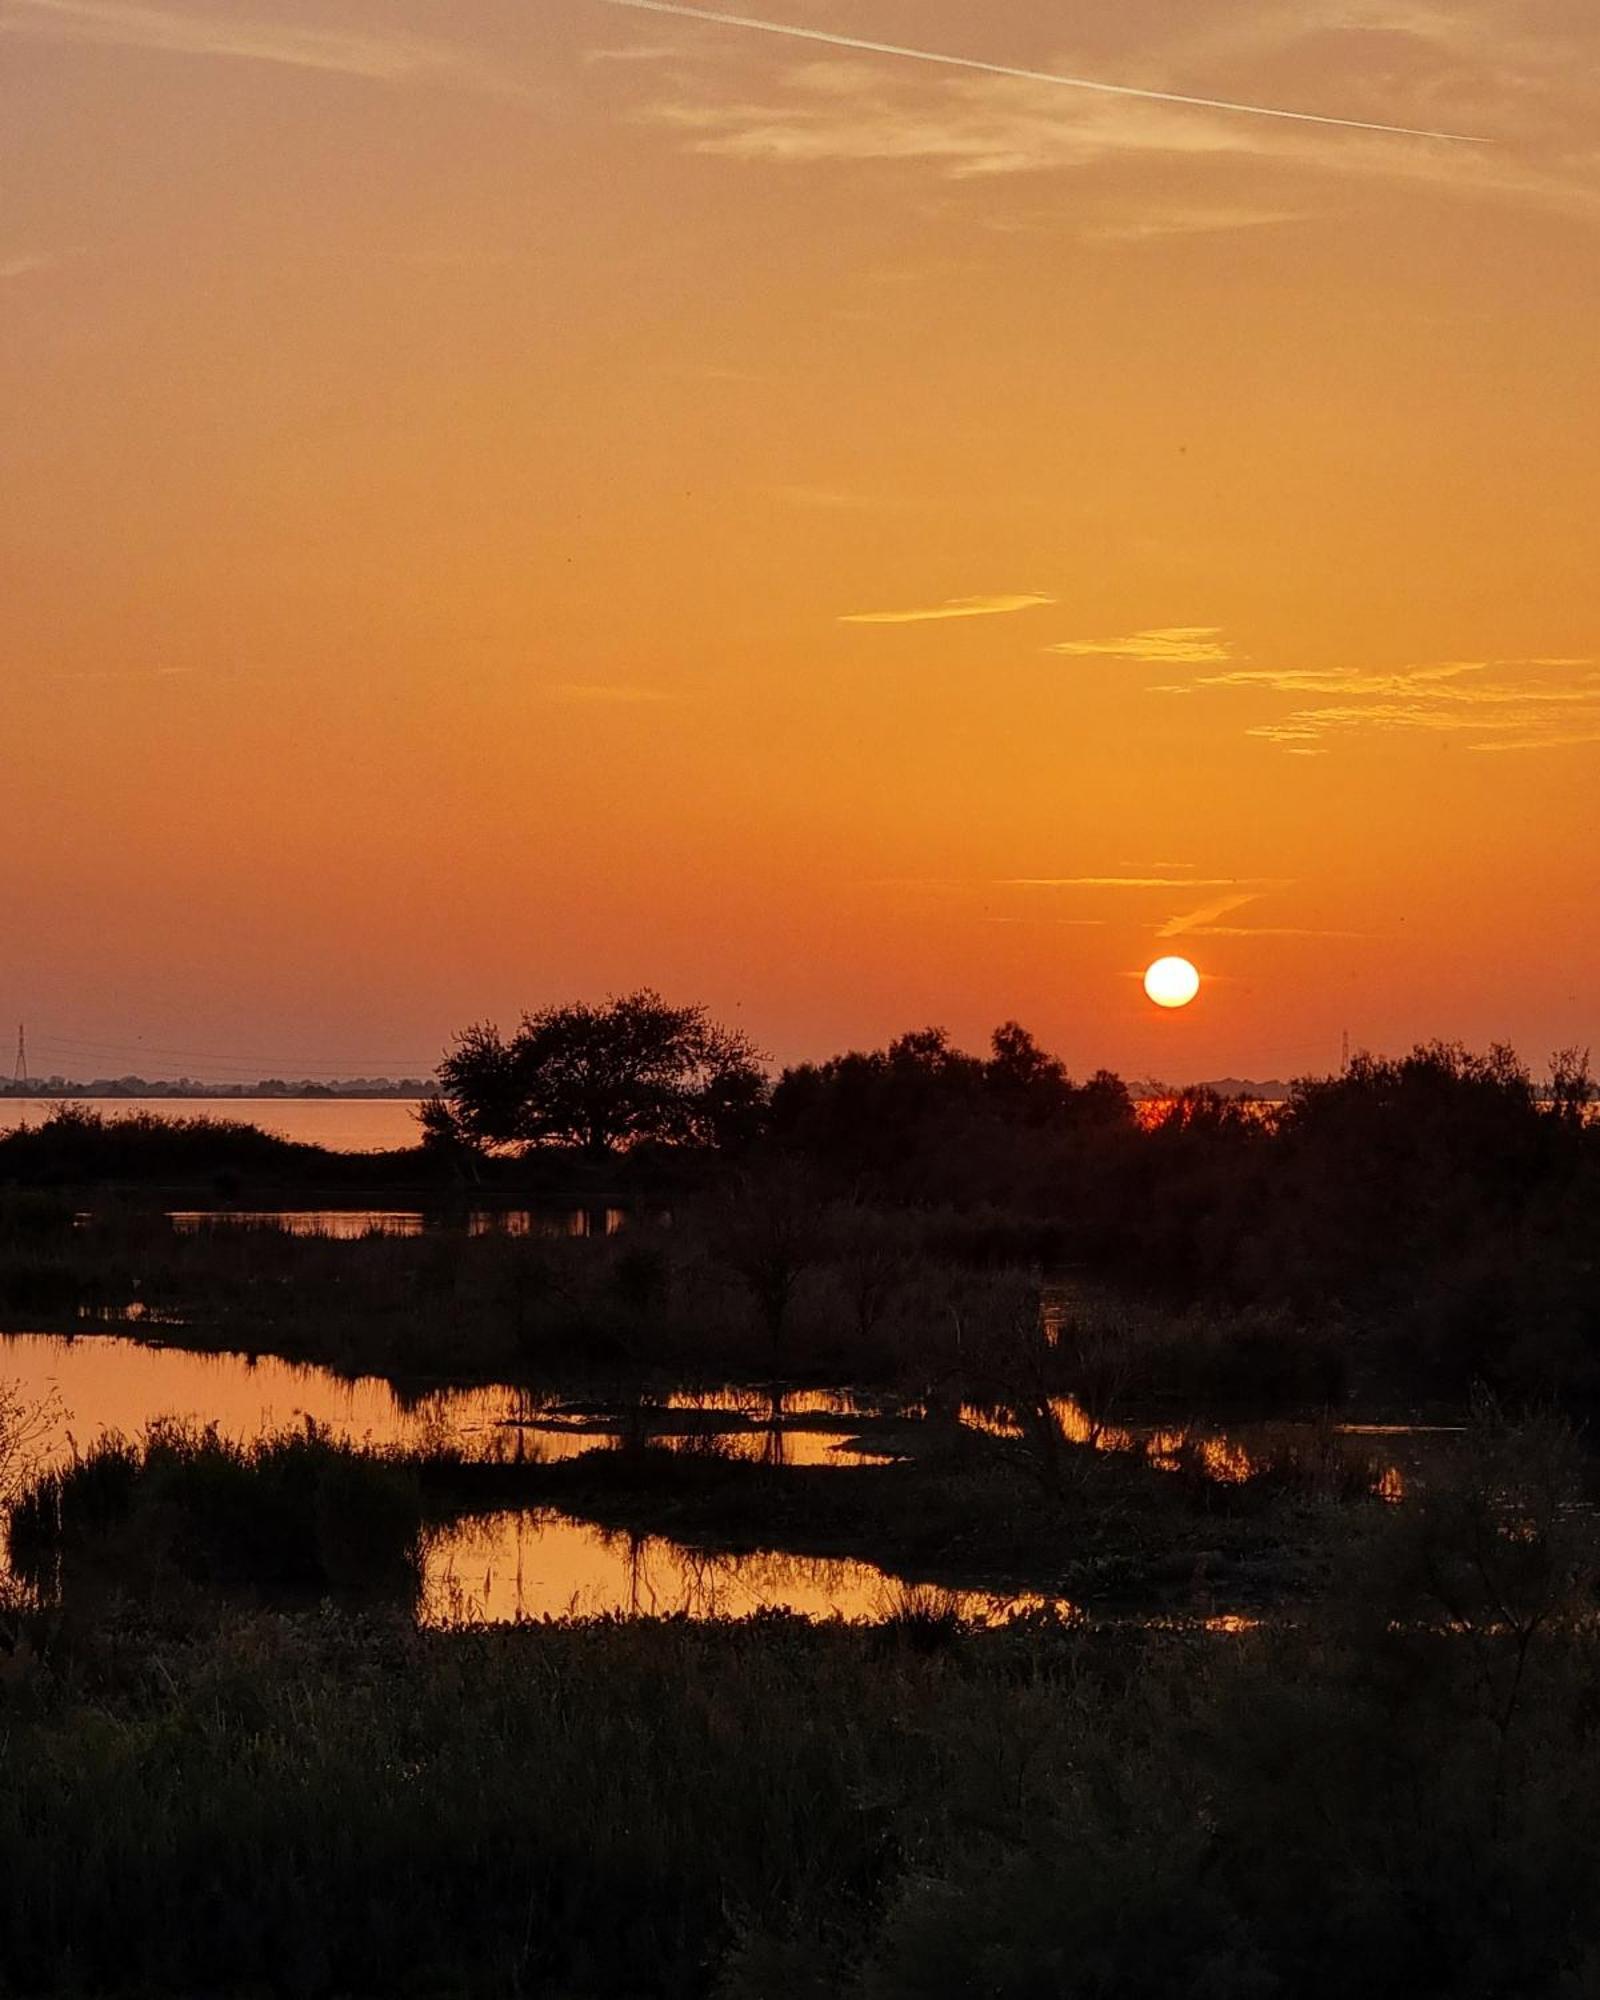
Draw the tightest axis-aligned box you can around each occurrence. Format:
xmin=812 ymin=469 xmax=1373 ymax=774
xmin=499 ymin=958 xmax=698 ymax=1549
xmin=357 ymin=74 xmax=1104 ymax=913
xmin=421 ymin=1511 xmax=1059 ymax=1627
xmin=0 ymin=1331 xmax=1438 ymax=1625
xmin=0 ymin=1333 xmax=884 ymax=1471
xmin=0 ymin=1334 xmax=925 ymax=1622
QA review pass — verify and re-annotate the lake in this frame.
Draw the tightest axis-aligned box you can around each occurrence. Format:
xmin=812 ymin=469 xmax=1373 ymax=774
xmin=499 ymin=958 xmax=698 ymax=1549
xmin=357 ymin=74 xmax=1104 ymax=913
xmin=0 ymin=1097 xmax=426 ymax=1152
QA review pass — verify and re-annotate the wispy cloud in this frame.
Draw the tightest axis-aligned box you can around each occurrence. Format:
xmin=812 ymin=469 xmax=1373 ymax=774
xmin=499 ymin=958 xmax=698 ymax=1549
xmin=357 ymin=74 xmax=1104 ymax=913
xmin=1049 ymin=627 xmax=1235 ymax=665
xmin=1154 ymin=888 xmax=1363 ymax=941
xmin=1154 ymin=656 xmax=1600 ymax=752
xmin=841 ymin=592 xmax=1054 ymax=625
xmin=999 ymin=874 xmax=1257 ymax=889
xmin=611 ymin=5 xmax=1600 ymax=225
xmin=599 ymin=0 xmax=1490 ymax=140
xmin=980 ymin=864 xmax=1357 ymax=943
xmin=1158 ymin=892 xmax=1260 ymax=938
xmin=879 ymin=869 xmax=1354 ymax=941
xmin=585 ymin=43 xmax=680 ymax=64
xmin=1173 ymin=661 xmax=1484 ymax=697
xmin=1188 ymin=922 xmax=1367 ymax=938
xmin=1080 ymin=205 xmax=1305 ymax=244
xmin=0 ymin=247 xmax=82 ymax=279
xmin=1 ymin=0 xmax=526 ymax=97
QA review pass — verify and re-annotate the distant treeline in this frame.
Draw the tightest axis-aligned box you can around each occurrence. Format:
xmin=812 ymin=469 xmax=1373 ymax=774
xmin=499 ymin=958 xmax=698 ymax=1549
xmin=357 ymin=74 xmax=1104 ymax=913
xmin=5 ymin=1000 xmax=1600 ymax=1401
xmin=0 ymin=1077 xmax=430 ymax=1098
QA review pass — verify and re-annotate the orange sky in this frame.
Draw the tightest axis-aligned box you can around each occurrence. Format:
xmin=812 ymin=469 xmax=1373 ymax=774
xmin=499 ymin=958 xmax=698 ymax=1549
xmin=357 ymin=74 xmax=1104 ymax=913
xmin=3 ymin=0 xmax=1598 ymax=1082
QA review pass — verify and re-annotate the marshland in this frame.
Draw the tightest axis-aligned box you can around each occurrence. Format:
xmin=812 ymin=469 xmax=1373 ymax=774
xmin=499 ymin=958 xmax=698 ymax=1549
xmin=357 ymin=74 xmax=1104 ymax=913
xmin=3 ymin=1014 xmax=1600 ymax=1992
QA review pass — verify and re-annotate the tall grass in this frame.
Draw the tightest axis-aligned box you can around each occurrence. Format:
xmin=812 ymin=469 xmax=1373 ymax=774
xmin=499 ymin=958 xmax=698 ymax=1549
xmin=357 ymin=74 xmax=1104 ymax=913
xmin=9 ymin=1421 xmax=425 ymax=1608
xmin=5 ymin=1585 xmax=1600 ymax=1996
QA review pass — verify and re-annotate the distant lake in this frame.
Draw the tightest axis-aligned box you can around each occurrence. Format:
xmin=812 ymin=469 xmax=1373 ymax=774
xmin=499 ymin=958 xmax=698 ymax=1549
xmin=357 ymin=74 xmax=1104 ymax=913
xmin=0 ymin=1097 xmax=426 ymax=1152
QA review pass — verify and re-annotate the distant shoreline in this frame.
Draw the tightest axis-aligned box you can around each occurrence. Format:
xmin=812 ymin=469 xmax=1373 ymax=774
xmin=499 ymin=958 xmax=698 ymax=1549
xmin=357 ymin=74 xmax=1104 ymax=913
xmin=0 ymin=1086 xmax=429 ymax=1102
xmin=0 ymin=1088 xmax=1296 ymax=1104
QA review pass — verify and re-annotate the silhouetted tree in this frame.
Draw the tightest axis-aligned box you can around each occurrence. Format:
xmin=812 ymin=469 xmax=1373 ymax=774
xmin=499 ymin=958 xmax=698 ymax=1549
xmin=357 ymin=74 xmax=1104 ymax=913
xmin=434 ymin=991 xmax=767 ymax=1158
xmin=769 ymin=1021 xmax=1135 ymax=1199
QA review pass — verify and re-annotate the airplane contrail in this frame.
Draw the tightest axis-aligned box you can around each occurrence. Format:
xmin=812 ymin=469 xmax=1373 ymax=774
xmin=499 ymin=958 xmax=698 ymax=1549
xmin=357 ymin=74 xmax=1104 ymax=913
xmin=595 ymin=0 xmax=1492 ymax=144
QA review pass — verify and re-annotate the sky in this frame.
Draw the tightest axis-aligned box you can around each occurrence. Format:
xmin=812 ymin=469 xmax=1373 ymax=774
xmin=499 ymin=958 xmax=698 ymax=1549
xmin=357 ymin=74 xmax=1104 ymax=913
xmin=3 ymin=0 xmax=1598 ymax=1084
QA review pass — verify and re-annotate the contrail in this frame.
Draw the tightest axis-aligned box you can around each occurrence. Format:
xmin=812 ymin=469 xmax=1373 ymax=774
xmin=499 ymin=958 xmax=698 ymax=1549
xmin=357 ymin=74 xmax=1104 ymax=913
xmin=596 ymin=0 xmax=1492 ymax=144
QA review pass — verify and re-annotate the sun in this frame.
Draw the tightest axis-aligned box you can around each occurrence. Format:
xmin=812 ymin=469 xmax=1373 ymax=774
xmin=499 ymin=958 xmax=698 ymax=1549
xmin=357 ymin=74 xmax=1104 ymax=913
xmin=1144 ymin=956 xmax=1201 ymax=1009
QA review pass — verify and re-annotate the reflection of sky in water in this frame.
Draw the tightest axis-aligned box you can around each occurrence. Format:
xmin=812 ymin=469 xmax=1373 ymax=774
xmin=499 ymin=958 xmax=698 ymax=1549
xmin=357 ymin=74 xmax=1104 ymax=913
xmin=0 ymin=1332 xmax=1434 ymax=1492
xmin=421 ymin=1510 xmax=1063 ymax=1628
xmin=0 ymin=1331 xmax=524 ymax=1467
xmin=163 ymin=1207 xmax=627 ymax=1239
xmin=961 ymin=1395 xmax=1422 ymax=1498
xmin=0 ymin=1334 xmax=892 ymax=1476
xmin=0 ymin=1332 xmax=1440 ymax=1622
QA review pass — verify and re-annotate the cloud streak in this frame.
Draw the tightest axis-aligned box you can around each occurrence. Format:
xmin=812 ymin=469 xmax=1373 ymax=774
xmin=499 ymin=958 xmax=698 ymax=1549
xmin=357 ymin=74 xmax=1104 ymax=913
xmin=1158 ymin=892 xmax=1261 ymax=938
xmin=999 ymin=875 xmax=1260 ymax=890
xmin=0 ymin=247 xmax=81 ymax=278
xmin=1153 ymin=655 xmax=1600 ymax=752
xmin=1050 ymin=627 xmax=1235 ymax=665
xmin=842 ymin=592 xmax=1054 ymax=625
xmin=596 ymin=0 xmax=1492 ymax=141
xmin=1 ymin=0 xmax=524 ymax=95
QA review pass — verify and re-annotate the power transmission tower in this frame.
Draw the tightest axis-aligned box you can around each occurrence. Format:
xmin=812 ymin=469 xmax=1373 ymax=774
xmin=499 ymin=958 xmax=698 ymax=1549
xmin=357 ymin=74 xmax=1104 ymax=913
xmin=12 ymin=1023 xmax=27 ymax=1085
xmin=1341 ymin=1028 xmax=1350 ymax=1075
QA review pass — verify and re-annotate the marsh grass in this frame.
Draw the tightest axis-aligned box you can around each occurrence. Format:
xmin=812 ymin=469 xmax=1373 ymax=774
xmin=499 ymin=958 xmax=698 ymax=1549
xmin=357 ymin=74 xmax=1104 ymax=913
xmin=5 ymin=1570 xmax=1600 ymax=1997
xmin=9 ymin=1420 xmax=426 ymax=1609
xmin=0 ymin=1414 xmax=1595 ymax=1993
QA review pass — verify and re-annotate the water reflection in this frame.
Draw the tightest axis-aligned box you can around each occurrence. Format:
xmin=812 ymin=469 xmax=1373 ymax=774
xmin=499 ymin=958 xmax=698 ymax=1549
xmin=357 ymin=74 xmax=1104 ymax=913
xmin=0 ymin=1332 xmax=1429 ymax=1494
xmin=961 ymin=1394 xmax=1420 ymax=1496
xmin=0 ymin=1331 xmax=1440 ymax=1626
xmin=163 ymin=1207 xmax=629 ymax=1239
xmin=0 ymin=1335 xmax=889 ymax=1475
xmin=0 ymin=1331 xmax=522 ymax=1468
xmin=421 ymin=1510 xmax=1062 ymax=1627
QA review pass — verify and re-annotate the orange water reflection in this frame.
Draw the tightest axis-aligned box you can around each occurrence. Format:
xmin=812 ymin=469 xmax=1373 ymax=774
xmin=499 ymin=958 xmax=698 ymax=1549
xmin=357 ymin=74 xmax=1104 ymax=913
xmin=164 ymin=1207 xmax=627 ymax=1239
xmin=421 ymin=1511 xmax=1064 ymax=1627
xmin=0 ymin=1335 xmax=889 ymax=1475
xmin=962 ymin=1394 xmax=1418 ymax=1496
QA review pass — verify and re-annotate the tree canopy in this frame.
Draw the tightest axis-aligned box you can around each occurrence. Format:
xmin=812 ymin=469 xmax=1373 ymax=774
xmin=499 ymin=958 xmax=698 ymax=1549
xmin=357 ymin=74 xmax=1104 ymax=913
xmin=431 ymin=990 xmax=767 ymax=1157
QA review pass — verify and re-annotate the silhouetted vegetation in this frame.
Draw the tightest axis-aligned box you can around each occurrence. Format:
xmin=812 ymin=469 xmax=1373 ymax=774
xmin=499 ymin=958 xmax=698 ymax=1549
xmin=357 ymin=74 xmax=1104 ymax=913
xmin=5 ymin=1019 xmax=1600 ymax=1415
xmin=9 ymin=1422 xmax=425 ymax=1610
xmin=431 ymin=989 xmax=767 ymax=1160
xmin=5 ymin=1017 xmax=1600 ymax=1992
xmin=1 ymin=1412 xmax=1599 ymax=1996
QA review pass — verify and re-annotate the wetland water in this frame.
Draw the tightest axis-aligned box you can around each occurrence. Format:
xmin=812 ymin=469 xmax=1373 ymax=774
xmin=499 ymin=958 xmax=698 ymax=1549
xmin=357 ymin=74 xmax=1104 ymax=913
xmin=0 ymin=1334 xmax=1008 ymax=1624
xmin=0 ymin=1097 xmax=426 ymax=1151
xmin=0 ymin=1332 xmax=1449 ymax=1625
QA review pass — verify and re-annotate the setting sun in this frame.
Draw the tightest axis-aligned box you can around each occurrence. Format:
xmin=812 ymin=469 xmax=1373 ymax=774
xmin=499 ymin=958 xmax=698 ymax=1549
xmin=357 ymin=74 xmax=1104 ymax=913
xmin=1144 ymin=957 xmax=1201 ymax=1009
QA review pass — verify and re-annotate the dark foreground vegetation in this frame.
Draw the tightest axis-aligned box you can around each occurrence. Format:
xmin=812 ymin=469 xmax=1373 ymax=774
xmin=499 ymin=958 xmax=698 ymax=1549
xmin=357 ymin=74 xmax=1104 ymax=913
xmin=5 ymin=1003 xmax=1600 ymax=1991
xmin=10 ymin=1424 xmax=426 ymax=1610
xmin=3 ymin=1414 xmax=1600 ymax=1997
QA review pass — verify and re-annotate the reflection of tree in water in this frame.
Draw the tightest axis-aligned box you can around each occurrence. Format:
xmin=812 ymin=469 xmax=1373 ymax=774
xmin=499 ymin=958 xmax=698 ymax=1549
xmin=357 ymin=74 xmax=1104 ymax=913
xmin=421 ymin=1507 xmax=1071 ymax=1626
